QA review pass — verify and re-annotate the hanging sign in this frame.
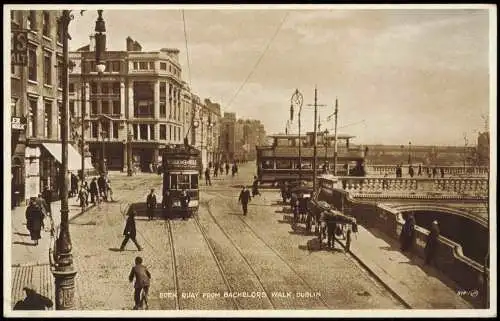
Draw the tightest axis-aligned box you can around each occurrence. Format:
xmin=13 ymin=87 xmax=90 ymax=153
xmin=11 ymin=30 xmax=28 ymax=66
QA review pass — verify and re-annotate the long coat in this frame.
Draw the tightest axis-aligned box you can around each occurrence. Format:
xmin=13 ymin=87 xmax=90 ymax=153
xmin=425 ymin=224 xmax=440 ymax=256
xmin=123 ymin=216 xmax=137 ymax=238
xmin=90 ymin=181 xmax=99 ymax=194
xmin=238 ymin=190 xmax=251 ymax=204
xmin=400 ymin=218 xmax=416 ymax=251
xmin=146 ymin=194 xmax=157 ymax=208
xmin=26 ymin=204 xmax=44 ymax=239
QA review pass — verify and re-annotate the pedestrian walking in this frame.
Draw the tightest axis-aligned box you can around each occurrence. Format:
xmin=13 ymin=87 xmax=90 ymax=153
xmin=146 ymin=189 xmax=157 ymax=220
xmin=292 ymin=199 xmax=300 ymax=228
xmin=13 ymin=284 xmax=53 ymax=310
xmin=26 ymin=198 xmax=44 ymax=246
xmin=128 ymin=256 xmax=151 ymax=310
xmin=400 ymin=214 xmax=416 ymax=252
xmin=214 ymin=164 xmax=219 ymax=178
xmin=408 ymin=165 xmax=414 ymax=178
xmin=162 ymin=190 xmax=173 ymax=218
xmin=90 ymin=178 xmax=99 ymax=204
xmin=279 ymin=181 xmax=287 ymax=204
xmin=98 ymin=174 xmax=108 ymax=201
xmin=238 ymin=186 xmax=251 ymax=216
xmin=251 ymin=176 xmax=260 ymax=197
xmin=326 ymin=220 xmax=338 ymax=250
xmin=432 ymin=167 xmax=437 ymax=178
xmin=231 ymin=163 xmax=237 ymax=177
xmin=204 ymin=168 xmax=212 ymax=186
xmin=418 ymin=164 xmax=422 ymax=176
xmin=106 ymin=177 xmax=114 ymax=202
xmin=440 ymin=167 xmax=445 ymax=178
xmin=70 ymin=173 xmax=78 ymax=197
xmin=225 ymin=162 xmax=230 ymax=175
xmin=180 ymin=190 xmax=191 ymax=220
xmin=120 ymin=209 xmax=142 ymax=251
xmin=424 ymin=220 xmax=440 ymax=266
xmin=81 ymin=180 xmax=90 ymax=204
xmin=78 ymin=184 xmax=89 ymax=209
xmin=42 ymin=187 xmax=52 ymax=214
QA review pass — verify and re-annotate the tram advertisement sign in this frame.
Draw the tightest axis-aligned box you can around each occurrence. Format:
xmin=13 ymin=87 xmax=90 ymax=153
xmin=11 ymin=29 xmax=28 ymax=66
xmin=165 ymin=158 xmax=198 ymax=170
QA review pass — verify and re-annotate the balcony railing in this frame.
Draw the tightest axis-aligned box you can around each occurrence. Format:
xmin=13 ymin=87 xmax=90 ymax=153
xmin=366 ymin=165 xmax=489 ymax=178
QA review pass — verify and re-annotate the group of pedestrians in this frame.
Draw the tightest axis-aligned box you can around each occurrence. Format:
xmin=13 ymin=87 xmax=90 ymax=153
xmin=395 ymin=164 xmax=445 ymax=178
xmin=77 ymin=174 xmax=114 ymax=208
xmin=399 ymin=214 xmax=441 ymax=266
xmin=203 ymin=161 xmax=240 ymax=186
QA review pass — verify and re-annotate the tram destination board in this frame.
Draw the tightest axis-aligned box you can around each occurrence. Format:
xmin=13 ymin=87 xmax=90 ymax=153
xmin=164 ymin=158 xmax=199 ymax=171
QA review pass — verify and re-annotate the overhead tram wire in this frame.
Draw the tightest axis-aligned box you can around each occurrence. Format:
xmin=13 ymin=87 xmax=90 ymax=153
xmin=225 ymin=11 xmax=289 ymax=110
xmin=182 ymin=9 xmax=192 ymax=87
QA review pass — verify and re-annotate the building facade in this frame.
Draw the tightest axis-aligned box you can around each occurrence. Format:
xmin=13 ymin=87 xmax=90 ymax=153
xmin=69 ymin=37 xmax=186 ymax=173
xmin=220 ymin=112 xmax=236 ymax=163
xmin=10 ymin=10 xmax=67 ymax=207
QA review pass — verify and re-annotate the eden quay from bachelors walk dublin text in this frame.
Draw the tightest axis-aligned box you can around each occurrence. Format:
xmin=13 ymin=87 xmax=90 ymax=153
xmin=159 ymin=291 xmax=322 ymax=299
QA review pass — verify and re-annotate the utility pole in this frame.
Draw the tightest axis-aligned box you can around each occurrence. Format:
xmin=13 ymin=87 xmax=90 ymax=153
xmin=307 ymin=87 xmax=326 ymax=193
xmin=333 ymin=98 xmax=339 ymax=175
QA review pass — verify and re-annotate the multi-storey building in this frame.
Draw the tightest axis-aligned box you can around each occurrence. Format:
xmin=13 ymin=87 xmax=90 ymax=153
xmin=204 ymin=99 xmax=222 ymax=167
xmin=233 ymin=118 xmax=266 ymax=161
xmin=69 ymin=36 xmax=186 ymax=172
xmin=220 ymin=112 xmax=237 ymax=163
xmin=10 ymin=10 xmax=71 ymax=207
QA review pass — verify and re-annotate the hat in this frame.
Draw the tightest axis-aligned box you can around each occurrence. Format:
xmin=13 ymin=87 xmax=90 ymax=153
xmin=23 ymin=283 xmax=37 ymax=292
xmin=432 ymin=220 xmax=438 ymax=225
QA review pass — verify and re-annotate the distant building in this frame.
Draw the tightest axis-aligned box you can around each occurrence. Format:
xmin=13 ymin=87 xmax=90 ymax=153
xmin=477 ymin=132 xmax=490 ymax=166
xmin=220 ymin=112 xmax=236 ymax=162
xmin=10 ymin=10 xmax=67 ymax=206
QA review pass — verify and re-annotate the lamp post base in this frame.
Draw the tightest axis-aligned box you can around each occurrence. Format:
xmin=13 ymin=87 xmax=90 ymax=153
xmin=52 ymin=269 xmax=77 ymax=310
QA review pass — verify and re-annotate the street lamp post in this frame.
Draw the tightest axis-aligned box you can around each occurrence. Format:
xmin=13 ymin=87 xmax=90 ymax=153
xmin=324 ymin=129 xmax=329 ymax=170
xmin=127 ymin=129 xmax=133 ymax=176
xmin=408 ymin=141 xmax=412 ymax=165
xmin=290 ymin=89 xmax=303 ymax=180
xmin=100 ymin=130 xmax=107 ymax=173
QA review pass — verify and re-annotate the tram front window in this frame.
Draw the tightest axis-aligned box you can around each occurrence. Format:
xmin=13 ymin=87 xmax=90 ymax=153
xmin=170 ymin=175 xmax=178 ymax=189
xmin=191 ymin=174 xmax=198 ymax=189
xmin=178 ymin=174 xmax=190 ymax=190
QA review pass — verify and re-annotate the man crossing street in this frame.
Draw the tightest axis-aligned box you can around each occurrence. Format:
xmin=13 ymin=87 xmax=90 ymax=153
xmin=238 ymin=186 xmax=251 ymax=216
xmin=146 ymin=189 xmax=157 ymax=220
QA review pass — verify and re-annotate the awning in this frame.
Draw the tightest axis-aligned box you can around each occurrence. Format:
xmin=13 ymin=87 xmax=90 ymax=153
xmin=42 ymin=143 xmax=96 ymax=173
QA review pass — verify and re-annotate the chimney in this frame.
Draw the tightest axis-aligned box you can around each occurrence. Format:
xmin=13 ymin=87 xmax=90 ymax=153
xmin=126 ymin=36 xmax=134 ymax=51
xmin=133 ymin=41 xmax=142 ymax=51
xmin=89 ymin=35 xmax=96 ymax=51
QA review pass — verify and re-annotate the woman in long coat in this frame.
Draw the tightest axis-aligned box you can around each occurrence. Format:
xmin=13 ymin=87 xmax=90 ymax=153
xmin=26 ymin=198 xmax=44 ymax=246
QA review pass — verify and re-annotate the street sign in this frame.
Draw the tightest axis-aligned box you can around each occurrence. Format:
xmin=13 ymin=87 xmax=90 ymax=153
xmin=11 ymin=29 xmax=28 ymax=66
xmin=12 ymin=116 xmax=26 ymax=131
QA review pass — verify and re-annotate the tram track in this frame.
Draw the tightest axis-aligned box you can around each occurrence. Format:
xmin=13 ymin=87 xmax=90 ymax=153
xmin=191 ymin=214 xmax=241 ymax=310
xmin=198 ymin=199 xmax=277 ymax=309
xmin=165 ymin=220 xmax=181 ymax=310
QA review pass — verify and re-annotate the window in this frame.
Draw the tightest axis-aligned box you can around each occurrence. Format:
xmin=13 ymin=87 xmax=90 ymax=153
xmin=28 ymin=98 xmax=37 ymax=137
xmin=178 ymin=174 xmax=190 ymax=190
xmin=101 ymin=83 xmax=109 ymax=94
xmin=112 ymin=122 xmax=118 ymax=138
xmin=133 ymin=125 xmax=138 ymax=140
xmin=169 ymin=125 xmax=172 ymax=140
xmin=101 ymin=122 xmax=110 ymax=139
xmin=112 ymin=61 xmax=120 ymax=72
xmin=57 ymin=102 xmax=62 ymax=139
xmin=43 ymin=52 xmax=52 ymax=85
xmin=27 ymin=11 xmax=37 ymax=31
xmin=160 ymin=102 xmax=166 ymax=118
xmin=160 ymin=124 xmax=166 ymax=140
xmin=69 ymin=83 xmax=75 ymax=93
xmin=112 ymin=100 xmax=120 ymax=115
xmin=139 ymin=124 xmax=148 ymax=140
xmin=69 ymin=101 xmax=75 ymax=117
xmin=28 ymin=46 xmax=37 ymax=81
xmin=57 ymin=56 xmax=63 ymax=88
xmin=149 ymin=61 xmax=155 ymax=70
xmin=102 ymin=101 xmax=109 ymax=114
xmin=112 ymin=82 xmax=120 ymax=94
xmin=44 ymin=100 xmax=52 ymax=138
xmin=91 ymin=121 xmax=98 ymax=138
xmin=170 ymin=175 xmax=177 ymax=189
xmin=276 ymin=160 xmax=292 ymax=169
xmin=91 ymin=83 xmax=97 ymax=94
xmin=173 ymin=126 xmax=176 ymax=141
xmin=150 ymin=124 xmax=155 ymax=140
xmin=42 ymin=11 xmax=50 ymax=37
xmin=57 ymin=18 xmax=62 ymax=43
xmin=160 ymin=62 xmax=167 ymax=70
xmin=133 ymin=62 xmax=138 ymax=70
xmin=160 ymin=82 xmax=166 ymax=98
xmin=91 ymin=100 xmax=98 ymax=115
xmin=191 ymin=174 xmax=198 ymax=189
xmin=139 ymin=62 xmax=148 ymax=70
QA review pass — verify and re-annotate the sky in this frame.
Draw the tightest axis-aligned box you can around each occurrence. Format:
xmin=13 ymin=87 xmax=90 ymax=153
xmin=64 ymin=5 xmax=493 ymax=146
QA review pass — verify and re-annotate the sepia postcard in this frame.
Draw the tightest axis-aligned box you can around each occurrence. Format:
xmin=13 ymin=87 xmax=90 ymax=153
xmin=3 ymin=3 xmax=497 ymax=318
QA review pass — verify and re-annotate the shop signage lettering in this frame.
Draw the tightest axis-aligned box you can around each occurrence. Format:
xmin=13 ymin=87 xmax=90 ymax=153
xmin=166 ymin=159 xmax=198 ymax=167
xmin=11 ymin=30 xmax=28 ymax=66
xmin=12 ymin=116 xmax=26 ymax=131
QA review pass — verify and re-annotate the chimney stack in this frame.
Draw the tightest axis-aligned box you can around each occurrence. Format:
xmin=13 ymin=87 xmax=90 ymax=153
xmin=126 ymin=36 xmax=134 ymax=51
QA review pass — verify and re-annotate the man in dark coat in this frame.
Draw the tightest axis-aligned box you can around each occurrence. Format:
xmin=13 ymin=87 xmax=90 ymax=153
xmin=238 ymin=186 xmax=251 ymax=216
xmin=408 ymin=165 xmax=415 ymax=178
xmin=146 ymin=189 xmax=157 ymax=220
xmin=162 ymin=190 xmax=173 ymax=218
xmin=180 ymin=190 xmax=191 ymax=220
xmin=400 ymin=215 xmax=416 ymax=252
xmin=225 ymin=162 xmax=230 ymax=175
xmin=251 ymin=176 xmax=260 ymax=197
xmin=89 ymin=178 xmax=99 ymax=204
xmin=70 ymin=173 xmax=78 ymax=197
xmin=440 ymin=167 xmax=445 ymax=178
xmin=204 ymin=168 xmax=212 ymax=186
xmin=129 ymin=256 xmax=151 ymax=310
xmin=231 ymin=163 xmax=237 ymax=177
xmin=418 ymin=164 xmax=422 ymax=176
xmin=97 ymin=175 xmax=107 ymax=201
xmin=432 ymin=167 xmax=437 ymax=178
xmin=13 ymin=284 xmax=53 ymax=310
xmin=425 ymin=220 xmax=440 ymax=266
xmin=214 ymin=164 xmax=219 ymax=178
xmin=326 ymin=220 xmax=338 ymax=250
xmin=120 ymin=210 xmax=142 ymax=251
xmin=26 ymin=198 xmax=44 ymax=246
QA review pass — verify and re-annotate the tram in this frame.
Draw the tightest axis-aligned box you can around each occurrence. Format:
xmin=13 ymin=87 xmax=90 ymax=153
xmin=256 ymin=132 xmax=367 ymax=186
xmin=161 ymin=144 xmax=201 ymax=218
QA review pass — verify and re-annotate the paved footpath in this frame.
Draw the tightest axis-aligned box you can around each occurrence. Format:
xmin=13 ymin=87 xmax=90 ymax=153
xmin=336 ymin=225 xmax=476 ymax=309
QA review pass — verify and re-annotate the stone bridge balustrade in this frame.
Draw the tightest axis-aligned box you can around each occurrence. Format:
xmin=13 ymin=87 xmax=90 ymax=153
xmin=336 ymin=177 xmax=489 ymax=197
xmin=366 ymin=165 xmax=489 ymax=178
